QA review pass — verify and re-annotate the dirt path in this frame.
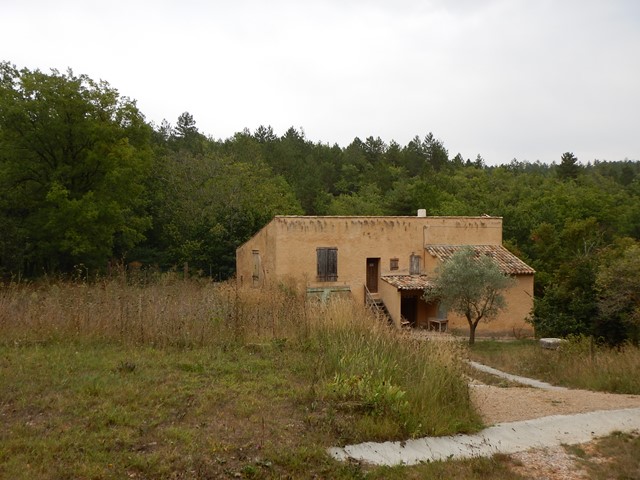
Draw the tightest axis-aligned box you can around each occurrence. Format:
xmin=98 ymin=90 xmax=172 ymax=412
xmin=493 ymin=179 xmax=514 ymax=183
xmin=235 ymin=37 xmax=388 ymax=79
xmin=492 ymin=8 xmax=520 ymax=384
xmin=406 ymin=331 xmax=640 ymax=425
xmin=469 ymin=363 xmax=640 ymax=479
xmin=470 ymin=380 xmax=640 ymax=425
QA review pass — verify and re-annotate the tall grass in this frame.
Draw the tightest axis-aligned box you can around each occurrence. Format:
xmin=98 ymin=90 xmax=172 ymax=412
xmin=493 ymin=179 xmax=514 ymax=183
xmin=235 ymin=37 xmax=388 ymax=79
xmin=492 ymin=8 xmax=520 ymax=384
xmin=0 ymin=276 xmax=480 ymax=441
xmin=312 ymin=300 xmax=479 ymax=439
xmin=0 ymin=277 xmax=233 ymax=346
xmin=0 ymin=276 xmax=301 ymax=347
xmin=470 ymin=336 xmax=640 ymax=394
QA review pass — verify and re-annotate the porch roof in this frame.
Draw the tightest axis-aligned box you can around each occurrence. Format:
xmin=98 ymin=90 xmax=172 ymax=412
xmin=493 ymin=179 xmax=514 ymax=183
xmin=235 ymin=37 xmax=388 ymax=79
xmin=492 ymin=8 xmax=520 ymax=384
xmin=425 ymin=244 xmax=535 ymax=275
xmin=381 ymin=274 xmax=433 ymax=290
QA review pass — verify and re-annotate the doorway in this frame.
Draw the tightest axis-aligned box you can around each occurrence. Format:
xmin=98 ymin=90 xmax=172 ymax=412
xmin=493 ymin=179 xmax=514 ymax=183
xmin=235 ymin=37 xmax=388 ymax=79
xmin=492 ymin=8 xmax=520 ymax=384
xmin=366 ymin=258 xmax=380 ymax=292
xmin=401 ymin=296 xmax=417 ymax=326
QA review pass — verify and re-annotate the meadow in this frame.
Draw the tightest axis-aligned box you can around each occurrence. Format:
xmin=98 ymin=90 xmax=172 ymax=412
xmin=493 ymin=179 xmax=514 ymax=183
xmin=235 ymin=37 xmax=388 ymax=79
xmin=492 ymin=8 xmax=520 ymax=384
xmin=0 ymin=276 xmax=483 ymax=479
xmin=3 ymin=277 xmax=638 ymax=478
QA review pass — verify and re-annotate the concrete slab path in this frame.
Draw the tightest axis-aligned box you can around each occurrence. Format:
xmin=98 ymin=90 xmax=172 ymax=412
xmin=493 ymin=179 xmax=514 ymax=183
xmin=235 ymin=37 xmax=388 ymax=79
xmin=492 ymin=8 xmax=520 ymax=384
xmin=329 ymin=407 xmax=640 ymax=466
xmin=468 ymin=360 xmax=568 ymax=391
xmin=329 ymin=361 xmax=640 ymax=466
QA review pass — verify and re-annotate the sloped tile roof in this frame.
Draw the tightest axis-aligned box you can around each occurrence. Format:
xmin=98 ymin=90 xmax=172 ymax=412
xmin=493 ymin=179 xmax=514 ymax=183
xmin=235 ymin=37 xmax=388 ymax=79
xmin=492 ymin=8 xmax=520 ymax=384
xmin=381 ymin=275 xmax=433 ymax=290
xmin=425 ymin=245 xmax=535 ymax=275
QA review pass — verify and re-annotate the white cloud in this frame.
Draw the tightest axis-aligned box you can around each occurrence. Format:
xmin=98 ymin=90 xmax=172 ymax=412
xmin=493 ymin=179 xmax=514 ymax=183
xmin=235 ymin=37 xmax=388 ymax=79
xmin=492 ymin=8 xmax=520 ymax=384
xmin=2 ymin=0 xmax=639 ymax=163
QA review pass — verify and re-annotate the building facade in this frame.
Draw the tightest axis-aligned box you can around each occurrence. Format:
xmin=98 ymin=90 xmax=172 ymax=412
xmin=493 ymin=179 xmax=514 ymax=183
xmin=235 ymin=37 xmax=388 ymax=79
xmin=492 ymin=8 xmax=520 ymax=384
xmin=236 ymin=213 xmax=535 ymax=337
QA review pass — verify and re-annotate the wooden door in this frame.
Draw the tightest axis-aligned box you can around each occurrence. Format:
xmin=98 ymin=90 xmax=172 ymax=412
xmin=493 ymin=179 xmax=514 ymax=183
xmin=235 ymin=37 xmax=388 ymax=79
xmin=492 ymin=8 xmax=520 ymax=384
xmin=366 ymin=258 xmax=380 ymax=293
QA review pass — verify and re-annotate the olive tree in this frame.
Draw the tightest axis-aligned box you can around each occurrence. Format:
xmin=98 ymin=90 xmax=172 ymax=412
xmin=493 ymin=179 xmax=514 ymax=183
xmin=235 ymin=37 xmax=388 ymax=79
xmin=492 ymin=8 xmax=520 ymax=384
xmin=424 ymin=246 xmax=515 ymax=344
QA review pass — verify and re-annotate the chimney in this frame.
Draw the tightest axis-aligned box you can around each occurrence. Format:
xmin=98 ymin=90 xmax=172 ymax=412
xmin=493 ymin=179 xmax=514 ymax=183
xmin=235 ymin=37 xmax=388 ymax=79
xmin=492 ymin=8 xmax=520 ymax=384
xmin=417 ymin=209 xmax=427 ymax=217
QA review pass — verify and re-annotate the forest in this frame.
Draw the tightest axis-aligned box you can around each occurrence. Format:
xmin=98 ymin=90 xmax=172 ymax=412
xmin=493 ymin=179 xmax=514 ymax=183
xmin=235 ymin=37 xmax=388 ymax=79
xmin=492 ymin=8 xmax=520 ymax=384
xmin=1 ymin=62 xmax=639 ymax=343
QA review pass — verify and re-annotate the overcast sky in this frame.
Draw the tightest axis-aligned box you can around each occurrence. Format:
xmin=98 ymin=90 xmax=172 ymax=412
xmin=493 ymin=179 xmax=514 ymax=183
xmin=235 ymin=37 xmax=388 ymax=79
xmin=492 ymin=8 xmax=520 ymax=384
xmin=3 ymin=0 xmax=639 ymax=165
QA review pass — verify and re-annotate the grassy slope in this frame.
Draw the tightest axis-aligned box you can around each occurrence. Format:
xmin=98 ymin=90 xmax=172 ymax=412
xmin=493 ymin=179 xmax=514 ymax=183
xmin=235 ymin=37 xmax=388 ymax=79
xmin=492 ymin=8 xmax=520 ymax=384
xmin=0 ymin=342 xmax=338 ymax=478
xmin=469 ymin=338 xmax=640 ymax=394
xmin=4 ymin=280 xmax=635 ymax=478
xmin=0 ymin=340 xmax=528 ymax=479
xmin=0 ymin=279 xmax=488 ymax=479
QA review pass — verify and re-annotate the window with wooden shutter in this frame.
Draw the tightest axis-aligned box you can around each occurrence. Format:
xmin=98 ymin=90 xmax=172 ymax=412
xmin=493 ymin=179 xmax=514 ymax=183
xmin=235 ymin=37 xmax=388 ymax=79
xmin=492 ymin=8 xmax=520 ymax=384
xmin=410 ymin=254 xmax=421 ymax=274
xmin=317 ymin=247 xmax=338 ymax=281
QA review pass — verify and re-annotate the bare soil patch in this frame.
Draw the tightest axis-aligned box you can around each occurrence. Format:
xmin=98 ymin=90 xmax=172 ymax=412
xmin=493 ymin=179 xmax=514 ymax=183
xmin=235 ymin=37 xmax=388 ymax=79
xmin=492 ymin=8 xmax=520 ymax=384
xmin=508 ymin=447 xmax=591 ymax=480
xmin=471 ymin=383 xmax=640 ymax=424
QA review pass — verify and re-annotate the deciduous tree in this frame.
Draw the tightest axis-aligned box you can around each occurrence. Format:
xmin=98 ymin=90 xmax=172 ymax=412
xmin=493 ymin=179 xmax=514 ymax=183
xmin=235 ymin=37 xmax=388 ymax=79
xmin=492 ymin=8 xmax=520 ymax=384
xmin=596 ymin=241 xmax=640 ymax=344
xmin=0 ymin=62 xmax=152 ymax=274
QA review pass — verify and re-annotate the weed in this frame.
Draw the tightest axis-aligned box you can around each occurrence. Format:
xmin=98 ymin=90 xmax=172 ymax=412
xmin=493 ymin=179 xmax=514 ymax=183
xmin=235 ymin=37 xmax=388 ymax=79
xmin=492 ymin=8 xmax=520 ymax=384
xmin=116 ymin=360 xmax=137 ymax=373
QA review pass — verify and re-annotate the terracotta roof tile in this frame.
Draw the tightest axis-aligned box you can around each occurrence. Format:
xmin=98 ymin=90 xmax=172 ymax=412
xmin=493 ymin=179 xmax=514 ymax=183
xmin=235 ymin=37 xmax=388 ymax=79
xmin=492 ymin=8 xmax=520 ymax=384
xmin=425 ymin=245 xmax=535 ymax=275
xmin=381 ymin=275 xmax=433 ymax=290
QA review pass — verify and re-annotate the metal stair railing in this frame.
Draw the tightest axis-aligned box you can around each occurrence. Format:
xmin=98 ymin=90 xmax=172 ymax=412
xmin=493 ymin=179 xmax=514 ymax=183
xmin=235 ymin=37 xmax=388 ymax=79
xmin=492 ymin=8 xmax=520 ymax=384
xmin=364 ymin=284 xmax=391 ymax=323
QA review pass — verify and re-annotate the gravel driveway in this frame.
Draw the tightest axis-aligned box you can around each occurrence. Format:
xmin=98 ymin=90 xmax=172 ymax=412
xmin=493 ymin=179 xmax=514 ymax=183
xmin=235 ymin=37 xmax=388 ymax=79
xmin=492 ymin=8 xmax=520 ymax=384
xmin=331 ymin=345 xmax=640 ymax=478
xmin=470 ymin=377 xmax=640 ymax=425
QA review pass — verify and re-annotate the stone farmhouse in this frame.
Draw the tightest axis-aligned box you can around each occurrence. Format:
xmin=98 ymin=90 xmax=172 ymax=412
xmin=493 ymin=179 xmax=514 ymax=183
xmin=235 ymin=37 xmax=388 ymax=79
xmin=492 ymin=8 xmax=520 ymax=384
xmin=236 ymin=212 xmax=535 ymax=337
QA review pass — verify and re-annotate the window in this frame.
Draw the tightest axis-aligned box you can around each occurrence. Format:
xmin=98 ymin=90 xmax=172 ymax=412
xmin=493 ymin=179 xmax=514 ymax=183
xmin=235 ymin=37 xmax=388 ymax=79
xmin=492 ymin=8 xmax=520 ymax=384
xmin=252 ymin=250 xmax=261 ymax=286
xmin=390 ymin=258 xmax=399 ymax=271
xmin=317 ymin=247 xmax=338 ymax=281
xmin=410 ymin=254 xmax=421 ymax=274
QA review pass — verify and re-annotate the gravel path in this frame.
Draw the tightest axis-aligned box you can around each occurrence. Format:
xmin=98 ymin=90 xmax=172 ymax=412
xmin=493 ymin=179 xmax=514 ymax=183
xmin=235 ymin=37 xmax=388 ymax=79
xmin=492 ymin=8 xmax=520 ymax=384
xmin=469 ymin=370 xmax=640 ymax=425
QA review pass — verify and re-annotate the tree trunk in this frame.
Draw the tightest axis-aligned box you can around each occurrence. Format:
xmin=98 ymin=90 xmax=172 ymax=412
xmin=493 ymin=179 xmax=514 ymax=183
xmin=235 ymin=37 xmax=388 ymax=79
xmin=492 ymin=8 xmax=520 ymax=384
xmin=468 ymin=320 xmax=478 ymax=345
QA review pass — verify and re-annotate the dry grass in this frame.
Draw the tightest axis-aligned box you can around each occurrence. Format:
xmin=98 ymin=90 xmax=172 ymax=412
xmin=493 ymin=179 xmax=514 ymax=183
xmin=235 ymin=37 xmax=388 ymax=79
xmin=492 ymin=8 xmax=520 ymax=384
xmin=469 ymin=337 xmax=640 ymax=394
xmin=0 ymin=277 xmax=482 ymax=478
xmin=572 ymin=430 xmax=640 ymax=479
xmin=0 ymin=276 xmax=297 ymax=347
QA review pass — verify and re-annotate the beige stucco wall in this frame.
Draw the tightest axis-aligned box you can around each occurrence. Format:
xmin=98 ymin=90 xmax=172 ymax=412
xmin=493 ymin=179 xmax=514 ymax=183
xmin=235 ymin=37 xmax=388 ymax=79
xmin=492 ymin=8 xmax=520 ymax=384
xmin=446 ymin=274 xmax=534 ymax=338
xmin=236 ymin=221 xmax=277 ymax=288
xmin=269 ymin=216 xmax=429 ymax=298
xmin=236 ymin=215 xmax=534 ymax=337
xmin=423 ymin=217 xmax=502 ymax=246
xmin=378 ymin=279 xmax=401 ymax=326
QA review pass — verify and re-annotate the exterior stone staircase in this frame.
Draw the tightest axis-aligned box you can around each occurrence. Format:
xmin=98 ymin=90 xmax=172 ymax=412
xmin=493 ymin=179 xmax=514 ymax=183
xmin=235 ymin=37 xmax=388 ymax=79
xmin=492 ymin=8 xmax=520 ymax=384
xmin=364 ymin=286 xmax=392 ymax=324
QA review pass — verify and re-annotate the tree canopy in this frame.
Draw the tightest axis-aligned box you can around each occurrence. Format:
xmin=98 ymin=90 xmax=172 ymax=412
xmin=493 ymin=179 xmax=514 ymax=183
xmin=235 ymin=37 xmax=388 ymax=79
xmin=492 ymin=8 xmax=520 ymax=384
xmin=0 ymin=62 xmax=152 ymax=274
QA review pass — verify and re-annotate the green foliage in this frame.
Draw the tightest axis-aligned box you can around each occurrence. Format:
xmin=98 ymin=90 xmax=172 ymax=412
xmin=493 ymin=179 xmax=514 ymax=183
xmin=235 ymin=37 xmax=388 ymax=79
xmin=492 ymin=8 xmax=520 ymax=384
xmin=424 ymin=246 xmax=516 ymax=344
xmin=0 ymin=62 xmax=152 ymax=274
xmin=3 ymin=59 xmax=640 ymax=345
xmin=328 ymin=371 xmax=410 ymax=420
xmin=595 ymin=241 xmax=640 ymax=344
xmin=326 ymin=183 xmax=387 ymax=215
xmin=557 ymin=151 xmax=580 ymax=180
xmin=143 ymin=146 xmax=302 ymax=277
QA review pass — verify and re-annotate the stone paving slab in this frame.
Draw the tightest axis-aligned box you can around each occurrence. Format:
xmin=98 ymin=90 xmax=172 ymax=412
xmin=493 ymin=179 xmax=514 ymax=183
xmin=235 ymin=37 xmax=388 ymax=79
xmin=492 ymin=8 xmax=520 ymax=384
xmin=328 ymin=407 xmax=640 ymax=466
xmin=468 ymin=360 xmax=568 ymax=390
